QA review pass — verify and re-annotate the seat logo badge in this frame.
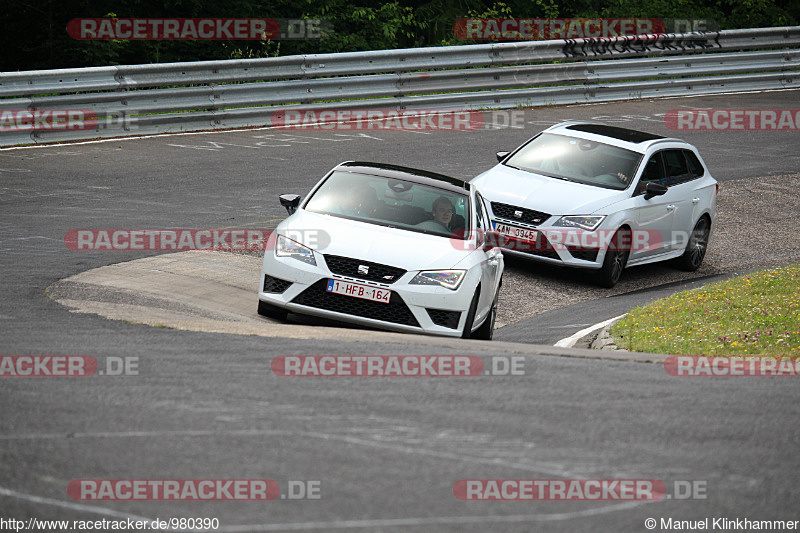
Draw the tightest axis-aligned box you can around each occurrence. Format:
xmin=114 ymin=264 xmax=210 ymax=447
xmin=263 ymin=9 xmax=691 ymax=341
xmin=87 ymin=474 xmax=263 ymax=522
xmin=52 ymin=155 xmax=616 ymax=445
xmin=358 ymin=265 xmax=370 ymax=275
xmin=514 ymin=210 xmax=523 ymax=219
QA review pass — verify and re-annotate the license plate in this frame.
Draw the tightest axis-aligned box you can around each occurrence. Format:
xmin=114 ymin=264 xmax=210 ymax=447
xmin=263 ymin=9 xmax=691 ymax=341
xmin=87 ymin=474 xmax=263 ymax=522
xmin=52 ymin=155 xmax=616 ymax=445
xmin=326 ymin=279 xmax=391 ymax=304
xmin=495 ymin=223 xmax=537 ymax=242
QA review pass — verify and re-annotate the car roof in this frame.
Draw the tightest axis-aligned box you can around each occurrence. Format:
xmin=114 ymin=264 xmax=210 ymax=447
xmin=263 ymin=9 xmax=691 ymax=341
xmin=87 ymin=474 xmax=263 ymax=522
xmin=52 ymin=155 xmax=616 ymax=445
xmin=545 ymin=122 xmax=687 ymax=152
xmin=334 ymin=161 xmax=471 ymax=193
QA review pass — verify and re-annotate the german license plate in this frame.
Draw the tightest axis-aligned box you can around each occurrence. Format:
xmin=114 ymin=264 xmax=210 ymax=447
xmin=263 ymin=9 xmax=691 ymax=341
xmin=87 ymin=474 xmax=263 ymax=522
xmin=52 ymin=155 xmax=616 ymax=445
xmin=495 ymin=223 xmax=537 ymax=242
xmin=326 ymin=279 xmax=391 ymax=304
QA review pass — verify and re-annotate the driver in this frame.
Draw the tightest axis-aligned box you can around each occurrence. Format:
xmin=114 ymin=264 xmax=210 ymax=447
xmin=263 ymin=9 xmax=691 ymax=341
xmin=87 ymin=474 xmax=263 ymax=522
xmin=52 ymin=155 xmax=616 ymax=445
xmin=416 ymin=196 xmax=454 ymax=234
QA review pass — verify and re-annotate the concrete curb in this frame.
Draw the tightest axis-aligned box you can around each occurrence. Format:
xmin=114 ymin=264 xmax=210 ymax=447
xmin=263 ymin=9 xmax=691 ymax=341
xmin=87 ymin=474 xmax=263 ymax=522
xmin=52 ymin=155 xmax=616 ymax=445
xmin=47 ymin=250 xmax=669 ymax=364
xmin=590 ymin=316 xmax=630 ymax=352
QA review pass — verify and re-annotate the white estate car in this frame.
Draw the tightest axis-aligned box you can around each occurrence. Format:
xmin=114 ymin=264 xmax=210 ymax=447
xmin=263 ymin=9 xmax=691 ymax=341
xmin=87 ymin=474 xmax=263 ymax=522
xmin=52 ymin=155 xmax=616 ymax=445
xmin=257 ymin=162 xmax=504 ymax=339
xmin=472 ymin=122 xmax=718 ymax=287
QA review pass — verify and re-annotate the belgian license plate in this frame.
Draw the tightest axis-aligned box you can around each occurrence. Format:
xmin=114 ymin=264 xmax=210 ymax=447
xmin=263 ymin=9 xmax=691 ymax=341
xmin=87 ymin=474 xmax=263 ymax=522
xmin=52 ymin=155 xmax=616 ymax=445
xmin=326 ymin=279 xmax=391 ymax=304
xmin=495 ymin=223 xmax=537 ymax=242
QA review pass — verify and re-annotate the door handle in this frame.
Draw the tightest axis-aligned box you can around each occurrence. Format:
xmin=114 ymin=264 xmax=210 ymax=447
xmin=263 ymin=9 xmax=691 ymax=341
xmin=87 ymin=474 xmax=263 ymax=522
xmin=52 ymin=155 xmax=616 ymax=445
xmin=666 ymin=204 xmax=676 ymax=211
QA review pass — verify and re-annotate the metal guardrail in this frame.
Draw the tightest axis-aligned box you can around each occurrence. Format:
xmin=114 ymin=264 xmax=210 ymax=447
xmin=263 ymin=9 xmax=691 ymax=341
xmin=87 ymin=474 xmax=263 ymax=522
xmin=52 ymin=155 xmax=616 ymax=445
xmin=0 ymin=26 xmax=798 ymax=146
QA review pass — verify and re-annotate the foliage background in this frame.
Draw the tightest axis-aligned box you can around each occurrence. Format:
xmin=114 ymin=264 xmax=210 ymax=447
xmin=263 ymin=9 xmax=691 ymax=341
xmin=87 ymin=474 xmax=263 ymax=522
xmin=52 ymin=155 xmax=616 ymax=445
xmin=2 ymin=0 xmax=798 ymax=71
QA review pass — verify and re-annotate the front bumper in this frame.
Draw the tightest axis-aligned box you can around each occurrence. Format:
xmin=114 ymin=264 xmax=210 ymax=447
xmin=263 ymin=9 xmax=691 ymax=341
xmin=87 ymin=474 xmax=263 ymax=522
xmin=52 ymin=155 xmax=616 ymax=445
xmin=258 ymin=251 xmax=480 ymax=337
xmin=490 ymin=217 xmax=605 ymax=269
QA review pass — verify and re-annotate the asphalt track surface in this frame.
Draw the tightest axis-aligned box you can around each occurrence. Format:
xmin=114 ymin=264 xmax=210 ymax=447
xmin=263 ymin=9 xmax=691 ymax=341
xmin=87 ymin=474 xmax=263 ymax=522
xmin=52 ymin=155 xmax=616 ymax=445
xmin=2 ymin=91 xmax=800 ymax=531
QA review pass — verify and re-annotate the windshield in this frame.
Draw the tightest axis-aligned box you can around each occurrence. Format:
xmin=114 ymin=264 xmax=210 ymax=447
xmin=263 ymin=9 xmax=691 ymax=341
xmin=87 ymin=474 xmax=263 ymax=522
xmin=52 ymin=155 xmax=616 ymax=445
xmin=304 ymin=171 xmax=471 ymax=239
xmin=504 ymin=133 xmax=643 ymax=190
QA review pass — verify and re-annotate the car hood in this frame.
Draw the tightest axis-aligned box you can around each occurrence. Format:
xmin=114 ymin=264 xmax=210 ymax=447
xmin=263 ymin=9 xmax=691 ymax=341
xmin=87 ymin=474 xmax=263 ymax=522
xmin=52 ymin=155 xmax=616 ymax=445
xmin=277 ymin=210 xmax=473 ymax=271
xmin=472 ymin=164 xmax=629 ymax=216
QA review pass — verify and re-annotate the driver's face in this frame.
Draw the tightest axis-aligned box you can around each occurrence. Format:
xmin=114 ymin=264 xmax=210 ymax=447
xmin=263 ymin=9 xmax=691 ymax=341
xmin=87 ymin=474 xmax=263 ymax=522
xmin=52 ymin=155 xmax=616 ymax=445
xmin=433 ymin=204 xmax=453 ymax=225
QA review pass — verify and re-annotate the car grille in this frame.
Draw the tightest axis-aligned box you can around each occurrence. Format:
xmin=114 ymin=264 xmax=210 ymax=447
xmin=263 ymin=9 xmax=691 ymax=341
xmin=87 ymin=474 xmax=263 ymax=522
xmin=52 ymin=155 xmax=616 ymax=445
xmin=292 ymin=279 xmax=420 ymax=327
xmin=263 ymin=274 xmax=293 ymax=293
xmin=426 ymin=309 xmax=461 ymax=329
xmin=501 ymin=233 xmax=561 ymax=260
xmin=324 ymin=255 xmax=406 ymax=284
xmin=491 ymin=202 xmax=551 ymax=226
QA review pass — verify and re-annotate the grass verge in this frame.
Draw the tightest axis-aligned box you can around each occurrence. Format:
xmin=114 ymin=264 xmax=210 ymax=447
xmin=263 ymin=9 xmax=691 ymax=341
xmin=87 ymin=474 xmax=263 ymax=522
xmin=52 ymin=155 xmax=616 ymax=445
xmin=611 ymin=264 xmax=800 ymax=356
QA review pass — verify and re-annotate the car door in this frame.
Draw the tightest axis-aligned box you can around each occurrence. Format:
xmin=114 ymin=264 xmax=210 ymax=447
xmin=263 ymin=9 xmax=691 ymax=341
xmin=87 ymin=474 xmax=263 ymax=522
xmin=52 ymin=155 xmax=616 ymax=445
xmin=631 ymin=152 xmax=676 ymax=259
xmin=661 ymin=149 xmax=697 ymax=251
xmin=672 ymin=149 xmax=716 ymax=247
xmin=474 ymin=192 xmax=501 ymax=323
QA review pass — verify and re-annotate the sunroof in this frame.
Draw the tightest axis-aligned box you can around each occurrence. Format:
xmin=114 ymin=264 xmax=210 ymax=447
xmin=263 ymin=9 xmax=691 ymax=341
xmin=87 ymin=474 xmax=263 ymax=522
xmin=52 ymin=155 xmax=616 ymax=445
xmin=566 ymin=124 xmax=664 ymax=143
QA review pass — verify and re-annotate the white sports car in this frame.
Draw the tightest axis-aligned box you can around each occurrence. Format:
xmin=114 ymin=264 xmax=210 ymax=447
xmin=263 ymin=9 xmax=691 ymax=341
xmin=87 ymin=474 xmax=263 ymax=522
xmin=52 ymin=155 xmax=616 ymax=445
xmin=472 ymin=122 xmax=718 ymax=287
xmin=258 ymin=162 xmax=504 ymax=339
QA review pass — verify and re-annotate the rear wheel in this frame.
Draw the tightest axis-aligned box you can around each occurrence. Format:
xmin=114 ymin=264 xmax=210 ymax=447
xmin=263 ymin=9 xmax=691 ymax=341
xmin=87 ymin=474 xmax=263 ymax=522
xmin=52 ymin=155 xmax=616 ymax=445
xmin=675 ymin=217 xmax=710 ymax=271
xmin=471 ymin=286 xmax=499 ymax=341
xmin=595 ymin=228 xmax=630 ymax=288
xmin=257 ymin=299 xmax=288 ymax=321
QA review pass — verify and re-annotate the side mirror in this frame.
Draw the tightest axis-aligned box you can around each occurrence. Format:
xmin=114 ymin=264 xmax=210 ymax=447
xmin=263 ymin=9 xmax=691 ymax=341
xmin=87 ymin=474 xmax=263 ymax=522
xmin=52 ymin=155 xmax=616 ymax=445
xmin=279 ymin=194 xmax=301 ymax=215
xmin=644 ymin=182 xmax=668 ymax=200
xmin=496 ymin=151 xmax=511 ymax=163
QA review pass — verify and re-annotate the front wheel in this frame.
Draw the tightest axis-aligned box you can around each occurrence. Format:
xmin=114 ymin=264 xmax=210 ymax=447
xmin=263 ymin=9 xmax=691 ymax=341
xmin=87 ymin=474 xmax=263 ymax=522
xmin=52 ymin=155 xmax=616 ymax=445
xmin=471 ymin=286 xmax=499 ymax=341
xmin=675 ymin=217 xmax=710 ymax=271
xmin=595 ymin=228 xmax=630 ymax=288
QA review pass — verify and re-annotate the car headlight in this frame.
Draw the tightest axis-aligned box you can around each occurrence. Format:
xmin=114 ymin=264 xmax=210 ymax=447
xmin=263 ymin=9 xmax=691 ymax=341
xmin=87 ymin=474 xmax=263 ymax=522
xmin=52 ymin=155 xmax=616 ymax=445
xmin=409 ymin=270 xmax=466 ymax=290
xmin=553 ymin=215 xmax=606 ymax=231
xmin=275 ymin=235 xmax=316 ymax=265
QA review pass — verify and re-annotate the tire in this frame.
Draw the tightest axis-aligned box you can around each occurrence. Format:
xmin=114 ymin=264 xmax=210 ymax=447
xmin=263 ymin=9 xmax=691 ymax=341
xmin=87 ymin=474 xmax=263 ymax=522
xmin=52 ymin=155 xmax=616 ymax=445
xmin=257 ymin=299 xmax=288 ymax=321
xmin=595 ymin=228 xmax=631 ymax=288
xmin=675 ymin=217 xmax=710 ymax=272
xmin=471 ymin=286 xmax=499 ymax=341
xmin=461 ymin=288 xmax=481 ymax=339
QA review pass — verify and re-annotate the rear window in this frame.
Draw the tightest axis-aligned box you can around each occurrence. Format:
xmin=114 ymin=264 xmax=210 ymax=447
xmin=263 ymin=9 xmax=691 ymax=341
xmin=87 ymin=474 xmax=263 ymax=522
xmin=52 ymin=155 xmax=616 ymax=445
xmin=684 ymin=150 xmax=705 ymax=177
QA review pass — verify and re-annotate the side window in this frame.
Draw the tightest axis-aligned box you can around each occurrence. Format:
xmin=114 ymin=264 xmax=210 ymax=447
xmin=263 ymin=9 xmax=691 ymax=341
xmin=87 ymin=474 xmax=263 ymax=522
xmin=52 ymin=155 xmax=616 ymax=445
xmin=635 ymin=153 xmax=664 ymax=195
xmin=683 ymin=150 xmax=705 ymax=178
xmin=663 ymin=149 xmax=691 ymax=185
